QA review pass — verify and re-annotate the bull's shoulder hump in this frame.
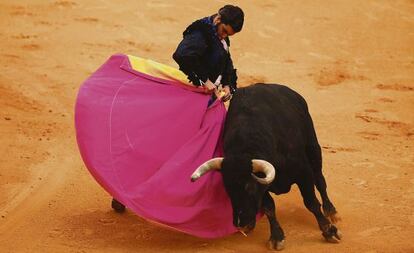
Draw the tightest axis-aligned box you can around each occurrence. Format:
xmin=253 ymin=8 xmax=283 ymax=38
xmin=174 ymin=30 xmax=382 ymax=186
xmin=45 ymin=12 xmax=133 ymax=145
xmin=237 ymin=83 xmax=309 ymax=109
xmin=241 ymin=83 xmax=300 ymax=96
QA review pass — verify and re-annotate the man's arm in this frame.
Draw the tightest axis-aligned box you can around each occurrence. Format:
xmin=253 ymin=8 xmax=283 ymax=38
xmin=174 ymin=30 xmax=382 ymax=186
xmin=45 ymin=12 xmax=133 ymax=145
xmin=221 ymin=54 xmax=238 ymax=94
xmin=173 ymin=31 xmax=208 ymax=86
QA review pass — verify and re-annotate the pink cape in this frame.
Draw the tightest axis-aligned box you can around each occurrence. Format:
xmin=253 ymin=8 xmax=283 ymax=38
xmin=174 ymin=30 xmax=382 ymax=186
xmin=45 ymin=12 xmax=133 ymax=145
xmin=75 ymin=54 xmax=237 ymax=238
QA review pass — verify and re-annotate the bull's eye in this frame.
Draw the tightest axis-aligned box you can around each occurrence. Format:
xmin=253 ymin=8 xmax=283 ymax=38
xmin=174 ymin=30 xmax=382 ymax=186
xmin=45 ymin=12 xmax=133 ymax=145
xmin=244 ymin=182 xmax=256 ymax=194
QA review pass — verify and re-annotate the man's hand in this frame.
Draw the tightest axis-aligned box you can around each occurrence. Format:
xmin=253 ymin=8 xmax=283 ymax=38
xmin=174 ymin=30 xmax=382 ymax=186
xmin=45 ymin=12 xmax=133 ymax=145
xmin=203 ymin=79 xmax=222 ymax=97
xmin=221 ymin=85 xmax=233 ymax=102
xmin=203 ymin=80 xmax=232 ymax=101
xmin=203 ymin=79 xmax=216 ymax=91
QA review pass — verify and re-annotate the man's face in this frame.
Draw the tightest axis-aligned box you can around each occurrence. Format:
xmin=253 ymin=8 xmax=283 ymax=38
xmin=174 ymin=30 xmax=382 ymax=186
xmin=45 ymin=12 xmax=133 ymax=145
xmin=216 ymin=22 xmax=236 ymax=40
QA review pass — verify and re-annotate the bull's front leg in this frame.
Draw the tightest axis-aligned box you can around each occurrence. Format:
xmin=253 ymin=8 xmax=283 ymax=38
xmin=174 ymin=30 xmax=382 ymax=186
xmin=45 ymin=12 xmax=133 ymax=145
xmin=263 ymin=192 xmax=285 ymax=251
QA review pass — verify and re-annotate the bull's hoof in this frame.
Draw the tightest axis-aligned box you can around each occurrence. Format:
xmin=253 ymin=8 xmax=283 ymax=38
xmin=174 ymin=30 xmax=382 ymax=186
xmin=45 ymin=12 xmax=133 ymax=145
xmin=322 ymin=224 xmax=342 ymax=243
xmin=111 ymin=198 xmax=126 ymax=213
xmin=268 ymin=239 xmax=285 ymax=251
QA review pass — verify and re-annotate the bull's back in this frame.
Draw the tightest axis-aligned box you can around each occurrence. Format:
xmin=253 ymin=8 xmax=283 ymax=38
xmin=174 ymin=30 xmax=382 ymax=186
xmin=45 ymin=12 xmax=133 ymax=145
xmin=228 ymin=83 xmax=309 ymax=123
xmin=225 ymin=83 xmax=312 ymax=152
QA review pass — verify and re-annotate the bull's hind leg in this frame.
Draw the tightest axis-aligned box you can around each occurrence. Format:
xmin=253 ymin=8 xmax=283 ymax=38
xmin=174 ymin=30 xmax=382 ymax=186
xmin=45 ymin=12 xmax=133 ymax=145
xmin=315 ymin=172 xmax=340 ymax=223
xmin=297 ymin=171 xmax=342 ymax=243
xmin=305 ymin=112 xmax=340 ymax=223
xmin=263 ymin=192 xmax=285 ymax=251
xmin=306 ymin=144 xmax=340 ymax=223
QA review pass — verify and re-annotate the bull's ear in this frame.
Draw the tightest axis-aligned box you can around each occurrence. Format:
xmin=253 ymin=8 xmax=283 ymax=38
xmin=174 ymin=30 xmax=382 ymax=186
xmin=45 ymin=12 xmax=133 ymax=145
xmin=190 ymin=157 xmax=223 ymax=182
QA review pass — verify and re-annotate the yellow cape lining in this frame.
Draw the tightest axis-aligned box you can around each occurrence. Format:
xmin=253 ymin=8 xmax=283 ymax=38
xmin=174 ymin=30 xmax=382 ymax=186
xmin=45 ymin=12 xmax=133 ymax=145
xmin=127 ymin=55 xmax=192 ymax=86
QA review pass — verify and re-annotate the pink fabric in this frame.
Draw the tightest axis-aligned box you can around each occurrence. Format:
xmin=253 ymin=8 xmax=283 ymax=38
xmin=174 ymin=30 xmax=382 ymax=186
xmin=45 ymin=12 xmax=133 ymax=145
xmin=75 ymin=54 xmax=237 ymax=238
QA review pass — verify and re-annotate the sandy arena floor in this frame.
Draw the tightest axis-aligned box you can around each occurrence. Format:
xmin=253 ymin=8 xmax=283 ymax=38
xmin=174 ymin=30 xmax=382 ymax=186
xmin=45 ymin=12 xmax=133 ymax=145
xmin=0 ymin=1 xmax=413 ymax=252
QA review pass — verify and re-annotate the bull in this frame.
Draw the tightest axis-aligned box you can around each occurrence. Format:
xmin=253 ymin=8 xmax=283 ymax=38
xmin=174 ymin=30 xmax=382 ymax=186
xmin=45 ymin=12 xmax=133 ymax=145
xmin=191 ymin=83 xmax=341 ymax=250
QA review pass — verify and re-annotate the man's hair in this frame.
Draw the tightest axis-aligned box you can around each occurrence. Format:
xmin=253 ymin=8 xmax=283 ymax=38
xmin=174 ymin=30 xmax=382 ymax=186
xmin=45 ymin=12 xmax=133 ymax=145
xmin=218 ymin=5 xmax=244 ymax=33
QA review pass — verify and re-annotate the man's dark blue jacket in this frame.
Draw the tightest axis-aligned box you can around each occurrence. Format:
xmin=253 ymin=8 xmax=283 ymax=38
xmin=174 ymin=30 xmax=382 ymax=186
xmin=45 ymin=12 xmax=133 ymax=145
xmin=173 ymin=15 xmax=238 ymax=93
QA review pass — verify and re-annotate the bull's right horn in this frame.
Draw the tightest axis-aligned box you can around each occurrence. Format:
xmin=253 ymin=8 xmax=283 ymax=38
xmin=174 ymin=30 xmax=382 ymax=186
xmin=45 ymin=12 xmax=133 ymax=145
xmin=251 ymin=159 xmax=276 ymax=185
xmin=190 ymin=157 xmax=223 ymax=182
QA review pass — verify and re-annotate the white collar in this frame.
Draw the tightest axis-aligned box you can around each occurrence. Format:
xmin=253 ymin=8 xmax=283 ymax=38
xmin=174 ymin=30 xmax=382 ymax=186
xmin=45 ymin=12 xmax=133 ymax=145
xmin=221 ymin=39 xmax=229 ymax=52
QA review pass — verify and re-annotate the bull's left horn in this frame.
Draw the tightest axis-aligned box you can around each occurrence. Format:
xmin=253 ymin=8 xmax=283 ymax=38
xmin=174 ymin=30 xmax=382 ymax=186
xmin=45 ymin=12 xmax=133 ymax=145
xmin=190 ymin=157 xmax=223 ymax=182
xmin=251 ymin=159 xmax=276 ymax=185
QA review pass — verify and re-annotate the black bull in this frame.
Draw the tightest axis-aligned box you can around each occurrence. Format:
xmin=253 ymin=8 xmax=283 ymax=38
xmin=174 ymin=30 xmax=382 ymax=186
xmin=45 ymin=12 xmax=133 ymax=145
xmin=191 ymin=83 xmax=341 ymax=250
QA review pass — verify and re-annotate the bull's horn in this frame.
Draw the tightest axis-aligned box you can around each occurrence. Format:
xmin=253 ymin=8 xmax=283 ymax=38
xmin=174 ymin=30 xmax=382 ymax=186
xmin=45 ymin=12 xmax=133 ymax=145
xmin=251 ymin=159 xmax=276 ymax=185
xmin=190 ymin=157 xmax=223 ymax=182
